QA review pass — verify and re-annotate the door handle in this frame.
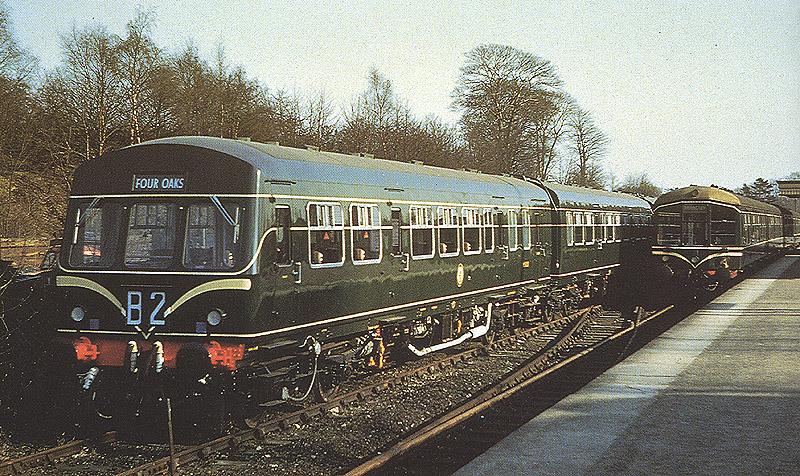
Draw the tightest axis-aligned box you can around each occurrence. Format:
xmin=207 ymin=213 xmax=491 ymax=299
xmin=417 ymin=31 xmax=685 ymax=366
xmin=292 ymin=261 xmax=302 ymax=284
xmin=401 ymin=252 xmax=410 ymax=272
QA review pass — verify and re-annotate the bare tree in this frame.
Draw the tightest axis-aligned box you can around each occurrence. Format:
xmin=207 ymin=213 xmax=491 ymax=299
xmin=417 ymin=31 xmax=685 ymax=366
xmin=267 ymin=89 xmax=304 ymax=146
xmin=0 ymin=5 xmax=35 ymax=236
xmin=171 ymin=42 xmax=214 ymax=136
xmin=209 ymin=44 xmax=264 ymax=139
xmin=303 ymin=91 xmax=337 ymax=150
xmin=564 ymin=108 xmax=607 ymax=188
xmin=0 ymin=6 xmax=35 ymax=82
xmin=339 ymin=68 xmax=401 ymax=157
xmin=453 ymin=44 xmax=563 ymax=176
xmin=360 ymin=68 xmax=395 ymax=131
xmin=117 ymin=10 xmax=163 ymax=144
xmin=413 ymin=115 xmax=466 ymax=169
xmin=57 ymin=25 xmax=124 ymax=160
xmin=616 ymin=172 xmax=661 ymax=198
xmin=522 ymin=91 xmax=575 ymax=180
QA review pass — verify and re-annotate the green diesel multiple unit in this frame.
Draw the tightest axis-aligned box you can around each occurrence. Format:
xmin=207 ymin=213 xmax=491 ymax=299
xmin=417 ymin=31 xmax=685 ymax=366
xmin=54 ymin=136 xmax=652 ymax=420
xmin=652 ymin=185 xmax=799 ymax=289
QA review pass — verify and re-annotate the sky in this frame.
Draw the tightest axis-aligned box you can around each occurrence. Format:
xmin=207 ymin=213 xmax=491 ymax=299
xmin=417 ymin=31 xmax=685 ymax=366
xmin=4 ymin=0 xmax=800 ymax=191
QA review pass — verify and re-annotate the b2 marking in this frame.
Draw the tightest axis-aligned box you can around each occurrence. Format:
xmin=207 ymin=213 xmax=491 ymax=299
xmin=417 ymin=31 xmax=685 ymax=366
xmin=127 ymin=291 xmax=167 ymax=326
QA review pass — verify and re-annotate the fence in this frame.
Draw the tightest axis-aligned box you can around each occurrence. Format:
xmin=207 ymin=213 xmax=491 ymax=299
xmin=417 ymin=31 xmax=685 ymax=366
xmin=0 ymin=238 xmax=51 ymax=272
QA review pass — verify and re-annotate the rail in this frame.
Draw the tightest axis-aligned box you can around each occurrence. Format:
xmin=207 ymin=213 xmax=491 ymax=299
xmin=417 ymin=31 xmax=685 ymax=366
xmin=114 ymin=310 xmax=586 ymax=476
xmin=0 ymin=432 xmax=117 ymax=476
xmin=343 ymin=305 xmax=675 ymax=476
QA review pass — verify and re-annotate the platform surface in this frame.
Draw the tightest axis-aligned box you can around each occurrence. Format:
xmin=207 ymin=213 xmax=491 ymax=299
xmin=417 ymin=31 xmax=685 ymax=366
xmin=454 ymin=254 xmax=800 ymax=476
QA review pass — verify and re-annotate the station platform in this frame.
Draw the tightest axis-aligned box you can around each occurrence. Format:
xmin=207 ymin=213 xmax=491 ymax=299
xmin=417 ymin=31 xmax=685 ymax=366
xmin=454 ymin=254 xmax=800 ymax=476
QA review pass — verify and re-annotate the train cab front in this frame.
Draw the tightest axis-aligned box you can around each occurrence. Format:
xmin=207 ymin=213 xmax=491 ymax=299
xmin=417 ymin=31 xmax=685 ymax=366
xmin=51 ymin=140 xmax=264 ymax=424
xmin=652 ymin=197 xmax=740 ymax=291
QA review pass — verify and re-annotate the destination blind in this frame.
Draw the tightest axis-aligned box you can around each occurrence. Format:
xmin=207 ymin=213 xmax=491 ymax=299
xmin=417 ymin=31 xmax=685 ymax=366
xmin=132 ymin=174 xmax=186 ymax=192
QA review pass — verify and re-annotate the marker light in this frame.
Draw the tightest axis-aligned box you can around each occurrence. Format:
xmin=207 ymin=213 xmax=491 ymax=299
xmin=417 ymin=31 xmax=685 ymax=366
xmin=71 ymin=306 xmax=86 ymax=322
xmin=207 ymin=309 xmax=225 ymax=326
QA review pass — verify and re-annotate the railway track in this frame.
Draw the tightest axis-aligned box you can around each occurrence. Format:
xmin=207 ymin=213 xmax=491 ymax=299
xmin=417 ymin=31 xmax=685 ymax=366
xmin=344 ymin=305 xmax=676 ymax=476
xmin=0 ymin=308 xmax=587 ymax=475
xmin=0 ymin=432 xmax=117 ymax=476
xmin=1 ymin=252 xmax=778 ymax=475
xmin=115 ymin=309 xmax=588 ymax=476
xmin=0 ymin=301 xmax=706 ymax=476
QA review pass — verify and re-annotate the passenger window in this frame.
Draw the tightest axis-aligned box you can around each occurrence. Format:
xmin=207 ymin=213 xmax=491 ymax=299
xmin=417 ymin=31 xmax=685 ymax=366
xmin=184 ymin=202 xmax=240 ymax=269
xmin=463 ymin=208 xmax=482 ymax=255
xmin=566 ymin=211 xmax=574 ymax=246
xmin=438 ymin=207 xmax=459 ymax=256
xmin=351 ymin=204 xmax=381 ymax=263
xmin=604 ymin=213 xmax=613 ymax=242
xmin=275 ymin=206 xmax=292 ymax=266
xmin=410 ymin=205 xmax=434 ymax=259
xmin=584 ymin=212 xmax=594 ymax=244
xmin=573 ymin=212 xmax=584 ymax=245
xmin=126 ymin=203 xmax=177 ymax=269
xmin=483 ymin=208 xmax=495 ymax=253
xmin=508 ymin=210 xmax=518 ymax=251
xmin=308 ymin=202 xmax=344 ymax=266
xmin=594 ymin=212 xmax=602 ymax=243
xmin=522 ymin=209 xmax=531 ymax=250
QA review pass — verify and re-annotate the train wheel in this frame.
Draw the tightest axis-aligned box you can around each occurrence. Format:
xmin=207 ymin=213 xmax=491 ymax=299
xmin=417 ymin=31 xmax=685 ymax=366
xmin=171 ymin=343 xmax=225 ymax=440
xmin=283 ymin=338 xmax=322 ymax=403
xmin=481 ymin=306 xmax=502 ymax=345
xmin=86 ymin=369 xmax=120 ymax=421
xmin=313 ymin=364 xmax=342 ymax=403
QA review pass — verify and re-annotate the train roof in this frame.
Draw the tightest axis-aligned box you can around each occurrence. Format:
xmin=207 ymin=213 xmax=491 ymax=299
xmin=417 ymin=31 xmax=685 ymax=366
xmin=541 ymin=181 xmax=651 ymax=211
xmin=654 ymin=185 xmax=781 ymax=215
xmin=73 ymin=136 xmax=649 ymax=212
xmin=774 ymin=203 xmax=800 ymax=219
xmin=136 ymin=136 xmax=552 ymax=206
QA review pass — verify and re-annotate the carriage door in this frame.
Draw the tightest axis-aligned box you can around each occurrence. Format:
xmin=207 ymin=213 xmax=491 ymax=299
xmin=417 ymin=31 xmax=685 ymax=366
xmin=520 ymin=209 xmax=535 ymax=280
xmin=390 ymin=207 xmax=410 ymax=271
xmin=530 ymin=210 xmax=548 ymax=277
xmin=682 ymin=204 xmax=708 ymax=245
xmin=270 ymin=204 xmax=299 ymax=325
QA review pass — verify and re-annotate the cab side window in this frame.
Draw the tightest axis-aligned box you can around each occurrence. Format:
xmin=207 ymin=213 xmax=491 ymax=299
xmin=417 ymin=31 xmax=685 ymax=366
xmin=69 ymin=202 xmax=122 ymax=269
